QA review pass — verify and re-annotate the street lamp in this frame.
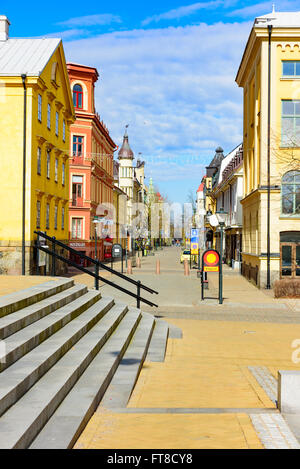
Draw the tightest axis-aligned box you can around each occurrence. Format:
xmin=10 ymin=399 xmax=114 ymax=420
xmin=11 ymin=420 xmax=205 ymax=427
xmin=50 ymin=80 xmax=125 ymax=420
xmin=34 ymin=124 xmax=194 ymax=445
xmin=215 ymin=207 xmax=228 ymax=305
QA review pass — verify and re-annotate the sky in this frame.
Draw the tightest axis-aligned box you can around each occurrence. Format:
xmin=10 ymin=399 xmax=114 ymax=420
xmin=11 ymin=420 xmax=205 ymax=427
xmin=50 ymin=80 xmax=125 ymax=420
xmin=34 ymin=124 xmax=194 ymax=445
xmin=4 ymin=0 xmax=300 ymax=202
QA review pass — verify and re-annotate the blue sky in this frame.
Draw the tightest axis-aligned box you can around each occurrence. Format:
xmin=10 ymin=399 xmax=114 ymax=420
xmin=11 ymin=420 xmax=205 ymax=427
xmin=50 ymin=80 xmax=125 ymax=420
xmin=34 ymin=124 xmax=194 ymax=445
xmin=5 ymin=1 xmax=300 ymax=202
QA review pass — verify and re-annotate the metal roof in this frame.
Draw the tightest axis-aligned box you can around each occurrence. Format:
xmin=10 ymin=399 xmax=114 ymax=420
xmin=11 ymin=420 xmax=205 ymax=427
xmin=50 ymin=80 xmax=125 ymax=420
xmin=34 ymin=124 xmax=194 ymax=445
xmin=0 ymin=38 xmax=61 ymax=76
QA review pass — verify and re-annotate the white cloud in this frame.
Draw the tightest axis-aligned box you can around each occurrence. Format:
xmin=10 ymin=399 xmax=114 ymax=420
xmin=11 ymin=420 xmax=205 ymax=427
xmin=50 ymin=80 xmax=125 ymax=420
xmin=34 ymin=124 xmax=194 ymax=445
xmin=64 ymin=21 xmax=251 ymax=188
xmin=57 ymin=14 xmax=122 ymax=28
xmin=228 ymin=0 xmax=300 ymax=18
xmin=142 ymin=1 xmax=223 ymax=25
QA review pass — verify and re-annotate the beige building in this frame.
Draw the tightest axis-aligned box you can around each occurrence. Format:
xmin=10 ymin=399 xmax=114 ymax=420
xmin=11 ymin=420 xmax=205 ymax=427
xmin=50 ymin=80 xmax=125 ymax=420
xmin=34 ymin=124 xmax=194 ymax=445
xmin=236 ymin=8 xmax=300 ymax=287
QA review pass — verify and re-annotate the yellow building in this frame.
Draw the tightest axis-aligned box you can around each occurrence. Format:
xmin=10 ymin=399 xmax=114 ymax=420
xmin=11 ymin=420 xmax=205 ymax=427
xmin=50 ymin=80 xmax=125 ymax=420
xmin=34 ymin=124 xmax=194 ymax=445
xmin=0 ymin=16 xmax=74 ymax=274
xmin=236 ymin=8 xmax=300 ymax=287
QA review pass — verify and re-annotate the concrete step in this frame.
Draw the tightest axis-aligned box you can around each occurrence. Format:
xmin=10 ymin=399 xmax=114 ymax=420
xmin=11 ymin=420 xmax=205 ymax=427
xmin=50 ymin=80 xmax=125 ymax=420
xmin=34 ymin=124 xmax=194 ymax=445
xmin=0 ymin=284 xmax=88 ymax=340
xmin=0 ymin=290 xmax=101 ymax=372
xmin=100 ymin=312 xmax=155 ymax=409
xmin=29 ymin=307 xmax=142 ymax=449
xmin=0 ymin=278 xmax=74 ymax=317
xmin=0 ymin=294 xmax=111 ymax=417
xmin=0 ymin=301 xmax=134 ymax=449
xmin=146 ymin=318 xmax=169 ymax=362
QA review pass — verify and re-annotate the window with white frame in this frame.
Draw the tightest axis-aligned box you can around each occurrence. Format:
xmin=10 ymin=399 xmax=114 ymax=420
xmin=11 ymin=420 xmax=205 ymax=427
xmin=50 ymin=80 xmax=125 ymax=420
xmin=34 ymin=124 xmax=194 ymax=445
xmin=38 ymin=94 xmax=42 ymax=122
xmin=36 ymin=200 xmax=41 ymax=229
xmin=63 ymin=119 xmax=66 ymax=142
xmin=55 ymin=112 xmax=59 ymax=136
xmin=62 ymin=206 xmax=65 ymax=230
xmin=37 ymin=147 xmax=41 ymax=175
xmin=62 ymin=162 xmax=65 ymax=186
xmin=54 ymin=205 xmax=58 ymax=230
xmin=46 ymin=203 xmax=50 ymax=229
xmin=282 ymin=100 xmax=300 ymax=147
xmin=47 ymin=103 xmax=51 ymax=129
xmin=47 ymin=151 xmax=50 ymax=178
xmin=55 ymin=158 xmax=58 ymax=182
xmin=72 ymin=218 xmax=82 ymax=239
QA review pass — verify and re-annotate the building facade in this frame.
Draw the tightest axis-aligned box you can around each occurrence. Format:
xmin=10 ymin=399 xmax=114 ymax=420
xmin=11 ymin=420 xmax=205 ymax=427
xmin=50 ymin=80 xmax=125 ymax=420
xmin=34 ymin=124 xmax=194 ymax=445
xmin=0 ymin=17 xmax=75 ymax=274
xmin=236 ymin=8 xmax=300 ymax=287
xmin=67 ymin=63 xmax=116 ymax=263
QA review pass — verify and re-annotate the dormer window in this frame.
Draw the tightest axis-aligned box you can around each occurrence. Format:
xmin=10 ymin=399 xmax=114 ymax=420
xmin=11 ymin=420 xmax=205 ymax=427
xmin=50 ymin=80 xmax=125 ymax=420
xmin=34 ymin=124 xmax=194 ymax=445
xmin=73 ymin=84 xmax=83 ymax=109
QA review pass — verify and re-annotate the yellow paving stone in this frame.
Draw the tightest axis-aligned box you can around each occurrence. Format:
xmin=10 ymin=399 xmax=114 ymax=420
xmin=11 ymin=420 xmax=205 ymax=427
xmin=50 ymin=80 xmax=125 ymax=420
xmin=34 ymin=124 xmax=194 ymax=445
xmin=74 ymin=412 xmax=263 ymax=449
xmin=75 ymin=318 xmax=300 ymax=449
xmin=0 ymin=275 xmax=55 ymax=296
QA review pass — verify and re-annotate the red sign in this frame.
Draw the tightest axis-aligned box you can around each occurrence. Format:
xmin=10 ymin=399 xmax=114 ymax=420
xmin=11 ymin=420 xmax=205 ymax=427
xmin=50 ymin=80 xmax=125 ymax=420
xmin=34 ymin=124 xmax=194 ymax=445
xmin=203 ymin=250 xmax=220 ymax=272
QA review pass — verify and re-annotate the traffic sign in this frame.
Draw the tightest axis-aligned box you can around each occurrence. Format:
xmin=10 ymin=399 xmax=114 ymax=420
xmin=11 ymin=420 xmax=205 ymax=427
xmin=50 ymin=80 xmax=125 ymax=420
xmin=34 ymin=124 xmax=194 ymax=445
xmin=203 ymin=249 xmax=220 ymax=272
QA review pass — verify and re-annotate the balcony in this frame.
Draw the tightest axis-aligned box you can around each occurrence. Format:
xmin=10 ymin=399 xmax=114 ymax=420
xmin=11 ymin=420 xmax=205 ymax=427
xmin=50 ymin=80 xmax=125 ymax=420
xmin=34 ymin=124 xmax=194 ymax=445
xmin=71 ymin=155 xmax=84 ymax=165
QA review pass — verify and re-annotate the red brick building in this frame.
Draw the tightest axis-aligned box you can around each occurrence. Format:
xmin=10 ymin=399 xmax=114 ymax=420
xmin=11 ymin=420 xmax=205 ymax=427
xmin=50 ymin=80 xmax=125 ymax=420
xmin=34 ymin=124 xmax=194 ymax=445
xmin=67 ymin=63 xmax=116 ymax=263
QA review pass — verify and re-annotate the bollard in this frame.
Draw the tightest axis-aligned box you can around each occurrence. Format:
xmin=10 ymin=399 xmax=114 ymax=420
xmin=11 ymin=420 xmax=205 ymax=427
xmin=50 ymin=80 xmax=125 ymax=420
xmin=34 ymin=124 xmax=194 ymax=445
xmin=184 ymin=259 xmax=190 ymax=276
xmin=127 ymin=259 xmax=132 ymax=274
xmin=137 ymin=257 xmax=141 ymax=268
xmin=156 ymin=259 xmax=160 ymax=275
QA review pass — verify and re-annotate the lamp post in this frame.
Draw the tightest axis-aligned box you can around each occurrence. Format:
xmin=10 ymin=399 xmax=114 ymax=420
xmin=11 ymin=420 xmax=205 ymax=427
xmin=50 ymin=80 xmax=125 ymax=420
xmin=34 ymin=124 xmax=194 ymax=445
xmin=215 ymin=207 xmax=228 ymax=305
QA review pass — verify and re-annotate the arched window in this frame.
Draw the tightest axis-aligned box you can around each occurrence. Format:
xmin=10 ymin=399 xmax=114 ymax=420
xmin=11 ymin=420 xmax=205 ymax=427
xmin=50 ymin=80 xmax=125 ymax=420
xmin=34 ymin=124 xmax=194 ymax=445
xmin=73 ymin=84 xmax=83 ymax=109
xmin=281 ymin=170 xmax=300 ymax=215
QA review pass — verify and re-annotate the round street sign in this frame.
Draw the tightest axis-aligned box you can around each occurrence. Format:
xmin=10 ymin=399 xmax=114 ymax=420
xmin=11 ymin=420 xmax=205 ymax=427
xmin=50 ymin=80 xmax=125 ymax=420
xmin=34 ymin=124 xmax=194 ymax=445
xmin=203 ymin=249 xmax=220 ymax=272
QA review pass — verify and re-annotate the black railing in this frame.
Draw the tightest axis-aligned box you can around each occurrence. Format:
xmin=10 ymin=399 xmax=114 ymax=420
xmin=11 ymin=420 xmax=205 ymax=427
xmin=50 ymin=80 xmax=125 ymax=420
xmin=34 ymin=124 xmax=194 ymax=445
xmin=34 ymin=231 xmax=158 ymax=309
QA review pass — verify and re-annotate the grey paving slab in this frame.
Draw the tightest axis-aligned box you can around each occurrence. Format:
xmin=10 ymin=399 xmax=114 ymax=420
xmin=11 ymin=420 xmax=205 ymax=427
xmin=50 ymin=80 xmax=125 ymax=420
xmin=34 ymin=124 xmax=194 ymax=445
xmin=100 ymin=313 xmax=155 ymax=409
xmin=0 ymin=284 xmax=88 ymax=340
xmin=0 ymin=278 xmax=74 ymax=317
xmin=146 ymin=319 xmax=169 ymax=362
xmin=0 ymin=290 xmax=102 ymax=371
xmin=0 ymin=295 xmax=112 ymax=417
xmin=29 ymin=307 xmax=142 ymax=449
xmin=0 ymin=300 xmax=129 ymax=449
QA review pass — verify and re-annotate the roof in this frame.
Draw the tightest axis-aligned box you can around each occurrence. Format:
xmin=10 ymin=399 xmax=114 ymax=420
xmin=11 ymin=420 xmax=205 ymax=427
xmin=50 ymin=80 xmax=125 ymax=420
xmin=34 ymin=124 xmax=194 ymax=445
xmin=197 ymin=183 xmax=204 ymax=193
xmin=255 ymin=10 xmax=300 ymax=28
xmin=0 ymin=38 xmax=61 ymax=76
xmin=217 ymin=144 xmax=242 ymax=185
xmin=118 ymin=132 xmax=134 ymax=160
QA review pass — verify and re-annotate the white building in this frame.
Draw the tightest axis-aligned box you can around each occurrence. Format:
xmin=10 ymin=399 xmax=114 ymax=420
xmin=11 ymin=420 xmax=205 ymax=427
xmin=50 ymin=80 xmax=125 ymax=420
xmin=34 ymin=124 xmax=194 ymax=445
xmin=213 ymin=144 xmax=243 ymax=270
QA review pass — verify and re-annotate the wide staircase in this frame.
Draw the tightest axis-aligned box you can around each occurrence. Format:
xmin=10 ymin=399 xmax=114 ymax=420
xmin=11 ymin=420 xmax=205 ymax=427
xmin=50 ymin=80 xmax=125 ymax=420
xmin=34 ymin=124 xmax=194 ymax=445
xmin=0 ymin=277 xmax=170 ymax=449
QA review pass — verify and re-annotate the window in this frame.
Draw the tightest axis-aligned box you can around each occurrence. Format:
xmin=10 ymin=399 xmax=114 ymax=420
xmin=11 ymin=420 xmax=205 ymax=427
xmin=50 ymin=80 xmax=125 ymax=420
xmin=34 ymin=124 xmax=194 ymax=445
xmin=54 ymin=205 xmax=58 ymax=230
xmin=46 ymin=203 xmax=50 ymax=229
xmin=72 ymin=175 xmax=83 ymax=206
xmin=282 ymin=61 xmax=300 ymax=77
xmin=55 ymin=158 xmax=58 ymax=182
xmin=73 ymin=136 xmax=83 ymax=157
xmin=62 ymin=206 xmax=65 ymax=230
xmin=282 ymin=100 xmax=300 ymax=146
xmin=47 ymin=103 xmax=51 ymax=129
xmin=36 ymin=200 xmax=41 ymax=229
xmin=38 ymin=94 xmax=42 ymax=122
xmin=62 ymin=162 xmax=65 ymax=186
xmin=73 ymin=84 xmax=83 ymax=109
xmin=47 ymin=151 xmax=51 ymax=178
xmin=72 ymin=218 xmax=82 ymax=239
xmin=37 ymin=147 xmax=41 ymax=175
xmin=282 ymin=171 xmax=300 ymax=215
xmin=63 ymin=119 xmax=66 ymax=142
xmin=55 ymin=112 xmax=59 ymax=136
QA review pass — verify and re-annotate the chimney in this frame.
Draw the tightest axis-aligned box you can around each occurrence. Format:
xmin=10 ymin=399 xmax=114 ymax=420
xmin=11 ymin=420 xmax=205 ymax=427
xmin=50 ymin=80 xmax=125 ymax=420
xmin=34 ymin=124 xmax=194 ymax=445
xmin=0 ymin=16 xmax=10 ymax=41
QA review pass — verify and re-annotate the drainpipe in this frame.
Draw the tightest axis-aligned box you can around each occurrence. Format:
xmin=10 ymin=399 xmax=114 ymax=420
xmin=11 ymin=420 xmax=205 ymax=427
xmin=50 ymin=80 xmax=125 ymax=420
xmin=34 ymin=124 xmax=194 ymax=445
xmin=266 ymin=25 xmax=272 ymax=289
xmin=21 ymin=74 xmax=27 ymax=275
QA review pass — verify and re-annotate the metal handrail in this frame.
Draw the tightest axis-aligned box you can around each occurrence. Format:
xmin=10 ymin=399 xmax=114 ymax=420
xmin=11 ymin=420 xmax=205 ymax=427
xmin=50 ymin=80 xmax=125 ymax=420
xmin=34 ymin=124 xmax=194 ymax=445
xmin=34 ymin=231 xmax=158 ymax=308
xmin=35 ymin=231 xmax=157 ymax=295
